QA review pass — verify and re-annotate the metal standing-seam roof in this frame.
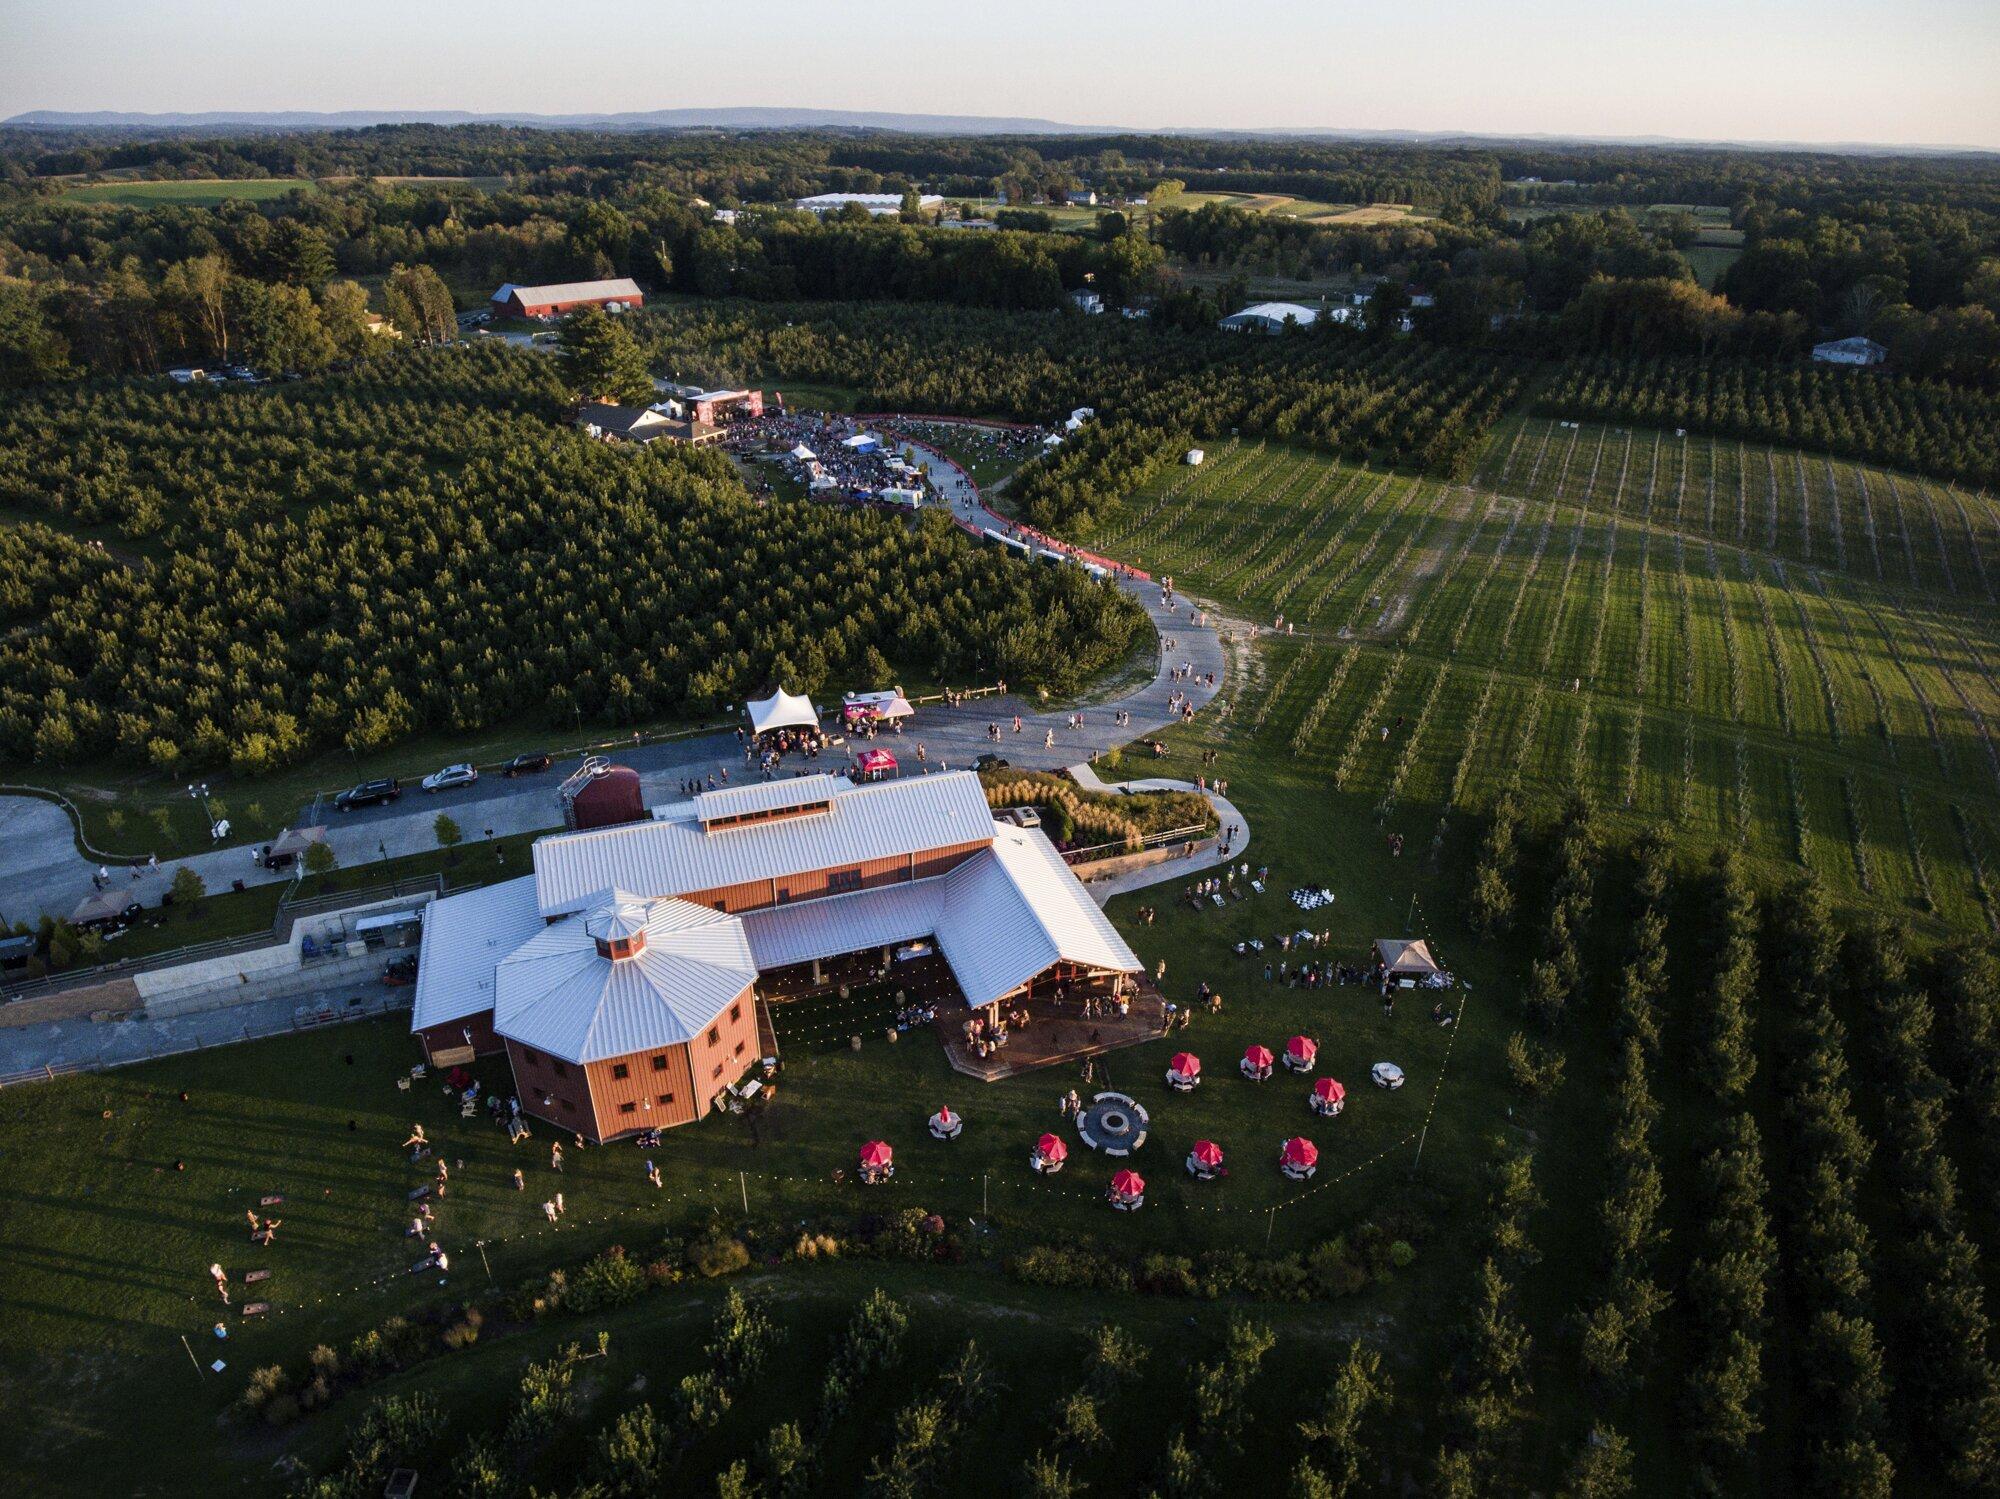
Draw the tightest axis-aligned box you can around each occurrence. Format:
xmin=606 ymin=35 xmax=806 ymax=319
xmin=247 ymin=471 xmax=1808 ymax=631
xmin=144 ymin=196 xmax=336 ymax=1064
xmin=532 ymin=771 xmax=997 ymax=918
xmin=935 ymin=823 xmax=1141 ymax=1006
xmin=738 ymin=878 xmax=946 ymax=972
xmin=696 ymin=772 xmax=846 ymax=824
xmin=493 ymin=891 xmax=758 ymax=1063
xmin=494 ymin=277 xmax=643 ymax=305
xmin=737 ymin=821 xmax=1140 ymax=1008
xmin=410 ymin=875 xmax=546 ymax=1033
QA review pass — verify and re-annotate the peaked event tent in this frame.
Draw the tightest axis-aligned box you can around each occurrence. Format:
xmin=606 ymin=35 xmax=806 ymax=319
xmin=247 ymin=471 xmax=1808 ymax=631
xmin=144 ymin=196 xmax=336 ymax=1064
xmin=1190 ymin=1140 xmax=1224 ymax=1168
xmin=859 ymin=1141 xmax=894 ymax=1169
xmin=1282 ymin=1137 xmax=1320 ymax=1169
xmin=789 ymin=444 xmax=816 ymax=461
xmin=1169 ymin=1052 xmax=1202 ymax=1078
xmin=854 ymin=748 xmax=898 ymax=775
xmin=746 ymin=689 xmax=820 ymax=735
xmin=1375 ymin=937 xmax=1442 ymax=979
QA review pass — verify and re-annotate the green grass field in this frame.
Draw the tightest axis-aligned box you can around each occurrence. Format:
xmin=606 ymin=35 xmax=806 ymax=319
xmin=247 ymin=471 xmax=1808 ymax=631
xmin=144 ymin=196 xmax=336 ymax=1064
xmin=59 ymin=177 xmax=314 ymax=206
xmin=1077 ymin=419 xmax=2000 ymax=939
xmin=1 ymin=781 xmax=1503 ymax=1490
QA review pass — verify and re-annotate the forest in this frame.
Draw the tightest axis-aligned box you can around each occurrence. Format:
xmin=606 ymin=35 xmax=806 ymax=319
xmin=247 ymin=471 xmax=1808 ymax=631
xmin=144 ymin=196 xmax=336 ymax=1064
xmin=5 ymin=125 xmax=1998 ymax=394
xmin=0 ymin=342 xmax=1147 ymax=776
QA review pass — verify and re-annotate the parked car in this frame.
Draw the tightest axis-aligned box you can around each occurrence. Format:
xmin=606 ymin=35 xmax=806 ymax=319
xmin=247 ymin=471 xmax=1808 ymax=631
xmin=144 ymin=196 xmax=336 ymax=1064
xmin=421 ymin=762 xmax=479 ymax=792
xmin=502 ymin=751 xmax=552 ymax=777
xmin=974 ymin=753 xmax=1010 ymax=772
xmin=334 ymin=778 xmax=401 ymax=810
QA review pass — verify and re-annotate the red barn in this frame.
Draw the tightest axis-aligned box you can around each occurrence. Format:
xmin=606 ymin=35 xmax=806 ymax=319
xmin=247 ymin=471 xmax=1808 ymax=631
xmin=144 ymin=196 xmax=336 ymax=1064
xmin=491 ymin=278 xmax=644 ymax=321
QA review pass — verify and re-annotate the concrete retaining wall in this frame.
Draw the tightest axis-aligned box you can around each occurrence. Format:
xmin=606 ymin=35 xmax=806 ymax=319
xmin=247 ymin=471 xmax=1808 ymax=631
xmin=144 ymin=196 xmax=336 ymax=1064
xmin=1072 ymin=838 xmax=1215 ymax=884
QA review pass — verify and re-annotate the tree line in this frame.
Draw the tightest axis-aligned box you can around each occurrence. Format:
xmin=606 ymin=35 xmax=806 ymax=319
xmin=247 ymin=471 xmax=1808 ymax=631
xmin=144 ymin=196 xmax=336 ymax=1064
xmin=0 ymin=342 xmax=1147 ymax=776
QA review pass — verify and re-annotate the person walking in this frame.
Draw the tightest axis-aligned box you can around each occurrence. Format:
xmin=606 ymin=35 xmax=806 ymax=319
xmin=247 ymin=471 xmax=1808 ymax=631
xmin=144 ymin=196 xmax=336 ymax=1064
xmin=542 ymin=1199 xmax=558 ymax=1224
xmin=210 ymin=1263 xmax=230 ymax=1305
xmin=554 ymin=1192 xmax=565 ymax=1217
xmin=550 ymin=1142 xmax=563 ymax=1172
xmin=512 ymin=1168 xmax=525 ymax=1191
xmin=646 ymin=1160 xmax=662 ymax=1189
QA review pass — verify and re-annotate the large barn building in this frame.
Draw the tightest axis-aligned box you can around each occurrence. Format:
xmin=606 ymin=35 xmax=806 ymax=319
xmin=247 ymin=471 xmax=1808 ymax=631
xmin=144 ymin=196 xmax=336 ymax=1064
xmin=491 ymin=278 xmax=645 ymax=320
xmin=410 ymin=772 xmax=1143 ymax=1141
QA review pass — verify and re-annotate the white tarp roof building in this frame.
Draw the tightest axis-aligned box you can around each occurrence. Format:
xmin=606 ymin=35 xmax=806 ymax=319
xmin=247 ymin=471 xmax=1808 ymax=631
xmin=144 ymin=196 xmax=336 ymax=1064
xmin=1219 ymin=301 xmax=1320 ymax=333
xmin=494 ymin=893 xmax=759 ymax=1062
xmin=745 ymin=689 xmax=819 ymax=735
xmin=1375 ymin=937 xmax=1442 ymax=976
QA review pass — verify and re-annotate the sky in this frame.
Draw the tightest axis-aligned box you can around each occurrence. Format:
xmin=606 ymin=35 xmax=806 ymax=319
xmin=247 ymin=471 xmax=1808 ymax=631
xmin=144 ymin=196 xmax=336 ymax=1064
xmin=4 ymin=0 xmax=1998 ymax=149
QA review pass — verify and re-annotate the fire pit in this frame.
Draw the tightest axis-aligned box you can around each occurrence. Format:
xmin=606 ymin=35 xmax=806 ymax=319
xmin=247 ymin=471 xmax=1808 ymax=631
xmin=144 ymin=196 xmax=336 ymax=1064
xmin=1075 ymin=1091 xmax=1149 ymax=1157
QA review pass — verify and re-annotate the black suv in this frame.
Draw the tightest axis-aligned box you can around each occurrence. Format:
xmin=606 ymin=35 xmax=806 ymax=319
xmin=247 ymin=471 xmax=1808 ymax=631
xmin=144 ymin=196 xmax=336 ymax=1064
xmin=503 ymin=751 xmax=553 ymax=777
xmin=334 ymin=778 xmax=401 ymax=810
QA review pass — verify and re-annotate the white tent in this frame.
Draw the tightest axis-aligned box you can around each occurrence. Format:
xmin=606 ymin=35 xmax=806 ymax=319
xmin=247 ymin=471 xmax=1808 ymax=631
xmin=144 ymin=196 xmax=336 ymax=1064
xmin=789 ymin=444 xmax=816 ymax=461
xmin=746 ymin=689 xmax=820 ymax=736
xmin=840 ymin=432 xmax=880 ymax=450
xmin=845 ymin=689 xmax=914 ymax=721
xmin=1042 ymin=433 xmax=1063 ymax=447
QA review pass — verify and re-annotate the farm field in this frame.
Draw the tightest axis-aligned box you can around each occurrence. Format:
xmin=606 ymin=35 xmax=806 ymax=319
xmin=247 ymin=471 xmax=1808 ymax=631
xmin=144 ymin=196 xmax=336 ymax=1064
xmin=59 ymin=177 xmax=314 ymax=206
xmin=1074 ymin=419 xmax=2000 ymax=936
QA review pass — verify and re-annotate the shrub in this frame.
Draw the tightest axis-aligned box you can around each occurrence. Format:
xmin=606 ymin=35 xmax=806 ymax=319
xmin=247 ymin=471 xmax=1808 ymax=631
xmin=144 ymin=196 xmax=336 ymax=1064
xmin=441 ymin=1307 xmax=484 ymax=1350
xmin=238 ymin=1364 xmax=288 ymax=1416
xmin=687 ymin=1228 xmax=751 ymax=1279
xmin=568 ymin=1245 xmax=646 ymax=1312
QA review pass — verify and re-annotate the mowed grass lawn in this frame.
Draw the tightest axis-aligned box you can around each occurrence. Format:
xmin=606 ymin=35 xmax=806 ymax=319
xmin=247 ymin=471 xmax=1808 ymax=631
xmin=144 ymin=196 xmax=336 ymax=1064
xmin=59 ymin=178 xmax=314 ymax=206
xmin=0 ymin=752 xmax=1508 ymax=1493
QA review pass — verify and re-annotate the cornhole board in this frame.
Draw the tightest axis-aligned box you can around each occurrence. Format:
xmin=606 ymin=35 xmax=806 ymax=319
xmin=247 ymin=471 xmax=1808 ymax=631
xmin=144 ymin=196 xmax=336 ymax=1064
xmin=243 ymin=1270 xmax=271 ymax=1284
xmin=406 ymin=1185 xmax=431 ymax=1201
xmin=259 ymin=1195 xmax=283 ymax=1206
xmin=242 ymin=1303 xmax=269 ymax=1317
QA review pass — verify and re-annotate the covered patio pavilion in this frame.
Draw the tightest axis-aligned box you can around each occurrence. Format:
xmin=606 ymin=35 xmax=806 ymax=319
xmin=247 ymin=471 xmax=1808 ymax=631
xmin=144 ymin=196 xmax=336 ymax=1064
xmin=739 ymin=821 xmax=1152 ymax=1079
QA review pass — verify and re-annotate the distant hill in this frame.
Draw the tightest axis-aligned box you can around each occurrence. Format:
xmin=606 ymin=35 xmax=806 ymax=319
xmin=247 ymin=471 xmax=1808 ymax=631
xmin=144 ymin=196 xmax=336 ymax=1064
xmin=2 ymin=107 xmax=1092 ymax=135
xmin=5 ymin=108 xmax=1991 ymax=155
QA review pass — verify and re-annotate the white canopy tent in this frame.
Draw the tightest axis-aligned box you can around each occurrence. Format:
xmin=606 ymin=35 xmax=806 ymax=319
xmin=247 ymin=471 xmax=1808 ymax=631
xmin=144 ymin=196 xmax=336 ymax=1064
xmin=789 ymin=444 xmax=816 ymax=461
xmin=840 ymin=433 xmax=881 ymax=450
xmin=844 ymin=689 xmax=914 ymax=721
xmin=745 ymin=689 xmax=821 ymax=736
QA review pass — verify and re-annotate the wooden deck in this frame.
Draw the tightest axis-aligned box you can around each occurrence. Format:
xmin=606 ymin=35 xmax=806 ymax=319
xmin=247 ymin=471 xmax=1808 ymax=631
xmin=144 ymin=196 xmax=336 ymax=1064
xmin=936 ymin=982 xmax=1171 ymax=1082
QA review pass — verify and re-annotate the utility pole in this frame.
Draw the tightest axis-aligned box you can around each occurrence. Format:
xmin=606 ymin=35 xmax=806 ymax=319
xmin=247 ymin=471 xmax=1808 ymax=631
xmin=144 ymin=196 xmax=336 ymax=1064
xmin=1265 ymin=1206 xmax=1276 ymax=1246
xmin=739 ymin=1171 xmax=749 ymax=1214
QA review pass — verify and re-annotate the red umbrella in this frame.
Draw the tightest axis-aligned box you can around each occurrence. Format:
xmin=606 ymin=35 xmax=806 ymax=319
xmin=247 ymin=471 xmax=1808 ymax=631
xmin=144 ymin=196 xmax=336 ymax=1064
xmin=1314 ymin=1077 xmax=1346 ymax=1105
xmin=1036 ymin=1133 xmax=1068 ymax=1163
xmin=1286 ymin=1034 xmax=1318 ymax=1062
xmin=859 ymin=1140 xmax=894 ymax=1168
xmin=1281 ymin=1137 xmax=1319 ymax=1169
xmin=1190 ymin=1139 xmax=1224 ymax=1168
xmin=1110 ymin=1168 xmax=1146 ymax=1197
xmin=1243 ymin=1044 xmax=1274 ymax=1069
xmin=1169 ymin=1052 xmax=1201 ymax=1077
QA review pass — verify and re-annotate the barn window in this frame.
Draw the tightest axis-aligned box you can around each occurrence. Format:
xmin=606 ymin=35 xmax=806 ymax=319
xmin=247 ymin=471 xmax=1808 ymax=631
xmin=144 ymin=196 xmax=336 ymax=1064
xmin=651 ymin=1054 xmax=668 ymax=1071
xmin=707 ymin=1026 xmax=720 ymax=1046
xmin=656 ymin=1092 xmax=674 ymax=1106
xmin=830 ymin=868 xmax=861 ymax=894
xmin=560 ymin=1099 xmax=573 ymax=1113
xmin=611 ymin=1063 xmax=629 ymax=1080
xmin=551 ymin=1060 xmax=567 ymax=1078
xmin=729 ymin=1003 xmax=742 ymax=1024
xmin=734 ymin=1041 xmax=746 ymax=1057
xmin=712 ymin=1063 xmax=724 ymax=1080
xmin=618 ymin=1102 xmax=636 ymax=1115
xmin=523 ymin=1048 xmax=540 ymax=1065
